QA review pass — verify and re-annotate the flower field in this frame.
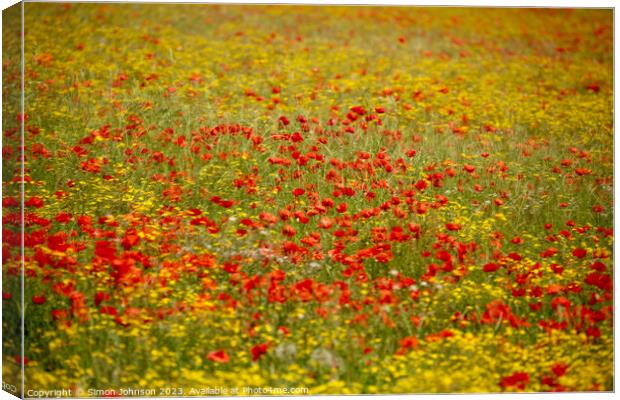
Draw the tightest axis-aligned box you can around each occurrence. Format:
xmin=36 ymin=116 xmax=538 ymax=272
xmin=2 ymin=3 xmax=613 ymax=395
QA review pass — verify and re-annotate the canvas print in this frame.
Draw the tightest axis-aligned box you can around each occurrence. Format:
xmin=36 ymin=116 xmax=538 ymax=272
xmin=1 ymin=2 xmax=613 ymax=397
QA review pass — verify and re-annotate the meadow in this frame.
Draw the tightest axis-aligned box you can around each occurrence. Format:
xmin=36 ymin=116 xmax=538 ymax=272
xmin=1 ymin=3 xmax=613 ymax=395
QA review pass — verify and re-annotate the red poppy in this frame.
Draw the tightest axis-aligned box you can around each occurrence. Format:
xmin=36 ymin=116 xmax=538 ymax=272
xmin=207 ymin=350 xmax=230 ymax=363
xmin=99 ymin=306 xmax=119 ymax=316
xmin=551 ymin=296 xmax=571 ymax=311
xmin=278 ymin=116 xmax=290 ymax=126
xmin=54 ymin=212 xmax=72 ymax=223
xmin=396 ymin=336 xmax=418 ymax=355
xmin=445 ymin=223 xmax=461 ymax=231
xmin=572 ymin=248 xmax=587 ymax=258
xmin=251 ymin=342 xmax=269 ymax=361
xmin=2 ymin=197 xmax=19 ymax=207
xmin=551 ymin=363 xmax=569 ymax=377
xmin=575 ymin=168 xmax=591 ymax=176
xmin=282 ymin=225 xmax=297 ymax=237
xmin=500 ymin=372 xmax=530 ymax=390
xmin=463 ymin=164 xmax=475 ymax=173
xmin=483 ymin=263 xmax=501 ymax=272
xmin=94 ymin=291 xmax=110 ymax=306
xmin=25 ymin=196 xmax=44 ymax=208
xmin=14 ymin=356 xmax=29 ymax=365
